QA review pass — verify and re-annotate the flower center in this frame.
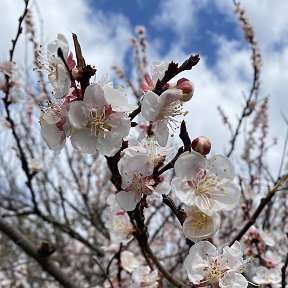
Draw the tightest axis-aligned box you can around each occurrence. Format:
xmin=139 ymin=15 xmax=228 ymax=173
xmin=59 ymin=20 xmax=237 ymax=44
xmin=206 ymin=260 xmax=221 ymax=284
xmin=124 ymin=172 xmax=154 ymax=196
xmin=159 ymin=100 xmax=188 ymax=130
xmin=191 ymin=212 xmax=211 ymax=230
xmin=188 ymin=170 xmax=220 ymax=208
xmin=112 ymin=218 xmax=129 ymax=234
xmin=88 ymin=107 xmax=112 ymax=139
xmin=131 ymin=173 xmax=148 ymax=193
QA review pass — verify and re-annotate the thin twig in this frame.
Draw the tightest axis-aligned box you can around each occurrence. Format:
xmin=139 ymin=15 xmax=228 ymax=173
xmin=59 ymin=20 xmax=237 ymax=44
xmin=230 ymin=174 xmax=288 ymax=245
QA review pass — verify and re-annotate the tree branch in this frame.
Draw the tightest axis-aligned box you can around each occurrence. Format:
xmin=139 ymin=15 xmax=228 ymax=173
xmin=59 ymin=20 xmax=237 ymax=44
xmin=0 ymin=216 xmax=79 ymax=288
xmin=230 ymin=174 xmax=288 ymax=245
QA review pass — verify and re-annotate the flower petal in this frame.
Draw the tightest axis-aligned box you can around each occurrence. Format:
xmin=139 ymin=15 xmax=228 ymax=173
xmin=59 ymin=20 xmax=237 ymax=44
xmin=97 ymin=136 xmax=123 ymax=157
xmin=155 ymin=120 xmax=169 ymax=147
xmin=84 ymin=83 xmax=107 ymax=111
xmin=103 ymin=85 xmax=128 ymax=109
xmin=183 ymin=208 xmax=220 ymax=242
xmin=141 ymin=91 xmax=160 ymax=121
xmin=41 ymin=123 xmax=65 ymax=151
xmin=68 ymin=101 xmax=89 ymax=129
xmin=159 ymin=88 xmax=182 ymax=106
xmin=219 ymin=272 xmax=248 ymax=288
xmin=171 ymin=177 xmax=195 ymax=205
xmin=207 ymin=155 xmax=235 ymax=179
xmin=115 ymin=190 xmax=138 ymax=211
xmin=174 ymin=151 xmax=207 ymax=180
xmin=70 ymin=128 xmax=98 ymax=154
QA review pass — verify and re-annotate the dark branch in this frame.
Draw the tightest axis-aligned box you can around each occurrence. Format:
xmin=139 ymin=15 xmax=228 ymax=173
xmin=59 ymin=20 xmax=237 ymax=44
xmin=230 ymin=175 xmax=288 ymax=245
xmin=0 ymin=217 xmax=79 ymax=288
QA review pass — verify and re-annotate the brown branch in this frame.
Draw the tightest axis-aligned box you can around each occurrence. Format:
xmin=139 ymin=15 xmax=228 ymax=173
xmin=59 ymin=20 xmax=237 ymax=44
xmin=2 ymin=0 xmax=39 ymax=214
xmin=129 ymin=204 xmax=189 ymax=287
xmin=230 ymin=174 xmax=288 ymax=245
xmin=0 ymin=216 xmax=79 ymax=288
xmin=281 ymin=233 xmax=288 ymax=288
xmin=143 ymin=240 xmax=189 ymax=288
xmin=159 ymin=54 xmax=200 ymax=90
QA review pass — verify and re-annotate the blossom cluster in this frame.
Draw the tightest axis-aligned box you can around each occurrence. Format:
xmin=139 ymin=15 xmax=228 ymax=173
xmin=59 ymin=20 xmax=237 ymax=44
xmin=37 ymin=33 xmax=250 ymax=287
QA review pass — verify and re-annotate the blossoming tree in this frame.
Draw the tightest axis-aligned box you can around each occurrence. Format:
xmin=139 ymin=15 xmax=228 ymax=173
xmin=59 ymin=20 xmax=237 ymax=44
xmin=0 ymin=1 xmax=288 ymax=287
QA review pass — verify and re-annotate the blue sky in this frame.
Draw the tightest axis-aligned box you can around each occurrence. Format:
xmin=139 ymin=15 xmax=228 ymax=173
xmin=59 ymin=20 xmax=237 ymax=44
xmin=87 ymin=0 xmax=240 ymax=67
xmin=1 ymin=0 xmax=288 ymax=174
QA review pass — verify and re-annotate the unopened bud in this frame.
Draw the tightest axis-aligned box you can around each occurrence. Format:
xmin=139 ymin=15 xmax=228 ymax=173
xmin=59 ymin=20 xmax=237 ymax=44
xmin=191 ymin=136 xmax=211 ymax=155
xmin=176 ymin=78 xmax=194 ymax=102
xmin=72 ymin=67 xmax=82 ymax=81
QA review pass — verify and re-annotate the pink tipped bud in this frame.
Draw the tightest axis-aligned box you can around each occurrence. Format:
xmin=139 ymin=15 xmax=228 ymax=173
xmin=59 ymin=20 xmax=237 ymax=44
xmin=141 ymin=72 xmax=154 ymax=92
xmin=176 ymin=78 xmax=194 ymax=102
xmin=191 ymin=136 xmax=211 ymax=155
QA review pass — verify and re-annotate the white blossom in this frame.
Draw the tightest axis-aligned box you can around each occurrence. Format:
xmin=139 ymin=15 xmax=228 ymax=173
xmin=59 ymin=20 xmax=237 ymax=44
xmin=141 ymin=60 xmax=168 ymax=92
xmin=131 ymin=265 xmax=159 ymax=288
xmin=68 ymin=82 xmax=130 ymax=156
xmin=171 ymin=151 xmax=240 ymax=215
xmin=123 ymin=137 xmax=172 ymax=167
xmin=184 ymin=241 xmax=248 ymax=287
xmin=40 ymin=101 xmax=72 ymax=151
xmin=121 ymin=251 xmax=141 ymax=273
xmin=183 ymin=205 xmax=221 ymax=242
xmin=141 ymin=88 xmax=186 ymax=146
xmin=115 ymin=154 xmax=170 ymax=211
xmin=36 ymin=34 xmax=71 ymax=99
xmin=252 ymin=266 xmax=281 ymax=285
xmin=105 ymin=195 xmax=134 ymax=244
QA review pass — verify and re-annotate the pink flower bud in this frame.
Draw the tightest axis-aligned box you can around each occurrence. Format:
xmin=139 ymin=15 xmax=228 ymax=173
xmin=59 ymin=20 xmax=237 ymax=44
xmin=176 ymin=78 xmax=194 ymax=102
xmin=191 ymin=136 xmax=211 ymax=155
xmin=141 ymin=72 xmax=154 ymax=92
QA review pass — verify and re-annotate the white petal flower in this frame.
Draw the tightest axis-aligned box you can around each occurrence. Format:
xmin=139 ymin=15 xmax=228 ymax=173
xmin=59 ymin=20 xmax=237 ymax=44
xmin=115 ymin=154 xmax=155 ymax=211
xmin=48 ymin=63 xmax=71 ymax=99
xmin=68 ymin=83 xmax=130 ymax=156
xmin=123 ymin=137 xmax=172 ymax=167
xmin=171 ymin=151 xmax=240 ymax=215
xmin=40 ymin=102 xmax=72 ymax=151
xmin=150 ymin=60 xmax=168 ymax=84
xmin=183 ymin=206 xmax=221 ymax=242
xmin=105 ymin=195 xmax=134 ymax=244
xmin=47 ymin=33 xmax=69 ymax=60
xmin=115 ymin=151 xmax=171 ymax=211
xmin=35 ymin=34 xmax=71 ymax=99
xmin=252 ymin=266 xmax=281 ymax=285
xmin=184 ymin=241 xmax=248 ymax=287
xmin=141 ymin=88 xmax=186 ymax=146
xmin=132 ymin=265 xmax=159 ymax=288
xmin=121 ymin=251 xmax=141 ymax=273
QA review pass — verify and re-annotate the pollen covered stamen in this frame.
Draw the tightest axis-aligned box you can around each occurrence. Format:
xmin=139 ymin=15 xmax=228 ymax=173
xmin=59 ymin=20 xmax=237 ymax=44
xmin=88 ymin=106 xmax=112 ymax=139
xmin=206 ymin=260 xmax=222 ymax=284
xmin=188 ymin=170 xmax=225 ymax=209
xmin=34 ymin=50 xmax=61 ymax=79
xmin=191 ymin=212 xmax=211 ymax=230
xmin=160 ymin=100 xmax=188 ymax=131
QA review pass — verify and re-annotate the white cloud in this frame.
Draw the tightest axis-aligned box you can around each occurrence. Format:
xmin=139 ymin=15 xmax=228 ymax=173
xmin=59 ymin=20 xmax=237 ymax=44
xmin=215 ymin=0 xmax=288 ymax=50
xmin=0 ymin=0 xmax=133 ymax=78
xmin=151 ymin=0 xmax=208 ymax=45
